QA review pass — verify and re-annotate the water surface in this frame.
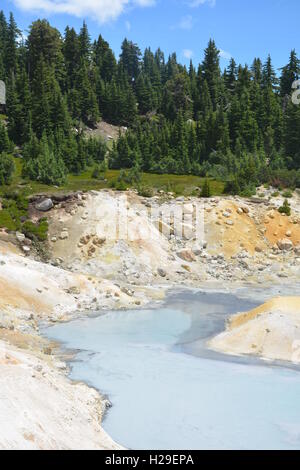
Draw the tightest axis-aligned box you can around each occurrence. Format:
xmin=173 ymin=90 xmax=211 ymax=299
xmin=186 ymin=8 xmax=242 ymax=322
xmin=44 ymin=290 xmax=300 ymax=450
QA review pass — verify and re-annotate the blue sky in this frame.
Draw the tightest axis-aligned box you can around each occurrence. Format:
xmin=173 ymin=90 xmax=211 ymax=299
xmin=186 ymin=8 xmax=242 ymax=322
xmin=1 ymin=0 xmax=299 ymax=72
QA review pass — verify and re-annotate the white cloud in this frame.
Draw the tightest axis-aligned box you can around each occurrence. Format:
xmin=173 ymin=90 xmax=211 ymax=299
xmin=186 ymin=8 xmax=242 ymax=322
xmin=12 ymin=0 xmax=155 ymax=24
xmin=125 ymin=20 xmax=131 ymax=31
xmin=188 ymin=0 xmax=216 ymax=7
xmin=183 ymin=49 xmax=193 ymax=59
xmin=219 ymin=49 xmax=232 ymax=60
xmin=178 ymin=15 xmax=194 ymax=30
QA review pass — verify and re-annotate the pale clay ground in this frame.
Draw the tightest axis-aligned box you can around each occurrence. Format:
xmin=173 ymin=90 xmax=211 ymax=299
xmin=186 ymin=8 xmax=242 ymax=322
xmin=0 ymin=188 xmax=300 ymax=449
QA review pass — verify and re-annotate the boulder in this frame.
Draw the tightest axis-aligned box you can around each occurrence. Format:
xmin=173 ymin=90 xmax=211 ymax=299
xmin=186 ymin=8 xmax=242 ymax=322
xmin=277 ymin=238 xmax=293 ymax=251
xmin=35 ymin=198 xmax=53 ymax=212
xmin=16 ymin=231 xmax=25 ymax=243
xmin=177 ymin=249 xmax=196 ymax=262
xmin=157 ymin=268 xmax=167 ymax=278
xmin=294 ymin=244 xmax=300 ymax=255
xmin=59 ymin=231 xmax=69 ymax=240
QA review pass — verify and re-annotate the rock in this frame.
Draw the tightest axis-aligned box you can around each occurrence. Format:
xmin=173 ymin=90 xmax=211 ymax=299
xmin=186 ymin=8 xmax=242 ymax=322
xmin=16 ymin=231 xmax=25 ymax=243
xmin=255 ymin=246 xmax=263 ymax=253
xmin=237 ymin=208 xmax=243 ymax=215
xmin=51 ymin=236 xmax=57 ymax=243
xmin=43 ymin=347 xmax=52 ymax=356
xmin=223 ymin=211 xmax=231 ymax=218
xmin=59 ymin=231 xmax=69 ymax=240
xmin=87 ymin=245 xmax=96 ymax=257
xmin=66 ymin=286 xmax=80 ymax=295
xmin=226 ymin=220 xmax=234 ymax=226
xmin=22 ymin=246 xmax=30 ymax=253
xmin=294 ymin=245 xmax=300 ymax=255
xmin=277 ymin=238 xmax=293 ymax=251
xmin=285 ymin=230 xmax=292 ymax=238
xmin=268 ymin=211 xmax=275 ymax=219
xmin=121 ymin=287 xmax=134 ymax=297
xmin=157 ymin=268 xmax=167 ymax=278
xmin=242 ymin=207 xmax=250 ymax=214
xmin=177 ymin=249 xmax=196 ymax=262
xmin=93 ymin=236 xmax=106 ymax=246
xmin=35 ymin=198 xmax=53 ymax=212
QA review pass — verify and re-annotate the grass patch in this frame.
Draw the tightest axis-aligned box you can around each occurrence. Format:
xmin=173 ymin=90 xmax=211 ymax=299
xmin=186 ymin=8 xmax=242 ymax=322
xmin=0 ymin=209 xmax=17 ymax=231
xmin=23 ymin=218 xmax=49 ymax=241
xmin=0 ymin=159 xmax=224 ymax=197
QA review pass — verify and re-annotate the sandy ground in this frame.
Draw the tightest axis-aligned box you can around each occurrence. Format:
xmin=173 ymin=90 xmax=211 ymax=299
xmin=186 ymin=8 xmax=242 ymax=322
xmin=209 ymin=297 xmax=300 ymax=363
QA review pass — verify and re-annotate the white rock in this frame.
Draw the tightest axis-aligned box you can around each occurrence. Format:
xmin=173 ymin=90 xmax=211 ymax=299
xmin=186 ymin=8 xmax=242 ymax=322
xmin=16 ymin=232 xmax=25 ymax=243
xmin=59 ymin=231 xmax=69 ymax=240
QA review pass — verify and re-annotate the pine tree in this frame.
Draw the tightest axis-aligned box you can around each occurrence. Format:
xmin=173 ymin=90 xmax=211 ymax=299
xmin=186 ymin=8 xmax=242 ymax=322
xmin=202 ymin=39 xmax=221 ymax=109
xmin=201 ymin=179 xmax=211 ymax=198
xmin=280 ymin=50 xmax=300 ymax=97
xmin=120 ymin=39 xmax=141 ymax=82
xmin=5 ymin=12 xmax=19 ymax=79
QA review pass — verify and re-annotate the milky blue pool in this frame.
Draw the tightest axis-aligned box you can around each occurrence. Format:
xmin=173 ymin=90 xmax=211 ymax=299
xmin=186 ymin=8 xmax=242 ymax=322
xmin=44 ymin=290 xmax=300 ymax=450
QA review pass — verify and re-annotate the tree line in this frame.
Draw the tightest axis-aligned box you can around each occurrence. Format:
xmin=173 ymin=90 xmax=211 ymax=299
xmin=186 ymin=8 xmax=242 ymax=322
xmin=0 ymin=11 xmax=300 ymax=192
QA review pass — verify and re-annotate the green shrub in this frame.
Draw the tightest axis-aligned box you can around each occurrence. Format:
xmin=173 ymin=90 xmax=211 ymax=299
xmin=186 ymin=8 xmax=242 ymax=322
xmin=240 ymin=185 xmax=256 ymax=197
xmin=0 ymin=152 xmax=15 ymax=185
xmin=138 ymin=186 xmax=154 ymax=198
xmin=282 ymin=189 xmax=293 ymax=199
xmin=224 ymin=179 xmax=241 ymax=196
xmin=278 ymin=199 xmax=291 ymax=216
xmin=200 ymin=179 xmax=211 ymax=198
xmin=23 ymin=218 xmax=49 ymax=241
xmin=271 ymin=191 xmax=280 ymax=197
xmin=0 ymin=209 xmax=17 ymax=231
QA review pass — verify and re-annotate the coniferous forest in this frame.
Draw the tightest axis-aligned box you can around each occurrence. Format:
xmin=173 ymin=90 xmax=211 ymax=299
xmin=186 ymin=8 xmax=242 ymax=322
xmin=0 ymin=11 xmax=300 ymax=194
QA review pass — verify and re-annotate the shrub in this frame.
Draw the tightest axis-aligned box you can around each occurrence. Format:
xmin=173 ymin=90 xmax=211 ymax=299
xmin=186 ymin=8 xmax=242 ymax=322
xmin=200 ymin=179 xmax=211 ymax=198
xmin=0 ymin=209 xmax=17 ymax=231
xmin=0 ymin=152 xmax=15 ymax=185
xmin=91 ymin=164 xmax=105 ymax=180
xmin=278 ymin=199 xmax=291 ymax=216
xmin=224 ymin=179 xmax=241 ymax=196
xmin=138 ymin=186 xmax=154 ymax=198
xmin=23 ymin=218 xmax=49 ymax=241
xmin=282 ymin=190 xmax=293 ymax=199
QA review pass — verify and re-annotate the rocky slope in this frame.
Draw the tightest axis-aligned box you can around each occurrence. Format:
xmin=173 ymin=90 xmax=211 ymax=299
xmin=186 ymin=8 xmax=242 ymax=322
xmin=0 ymin=338 xmax=121 ymax=450
xmin=45 ymin=188 xmax=300 ymax=287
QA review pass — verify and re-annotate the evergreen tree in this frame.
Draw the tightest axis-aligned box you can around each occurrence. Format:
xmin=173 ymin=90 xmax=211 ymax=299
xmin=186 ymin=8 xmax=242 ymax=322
xmin=202 ymin=39 xmax=221 ymax=109
xmin=280 ymin=49 xmax=300 ymax=97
